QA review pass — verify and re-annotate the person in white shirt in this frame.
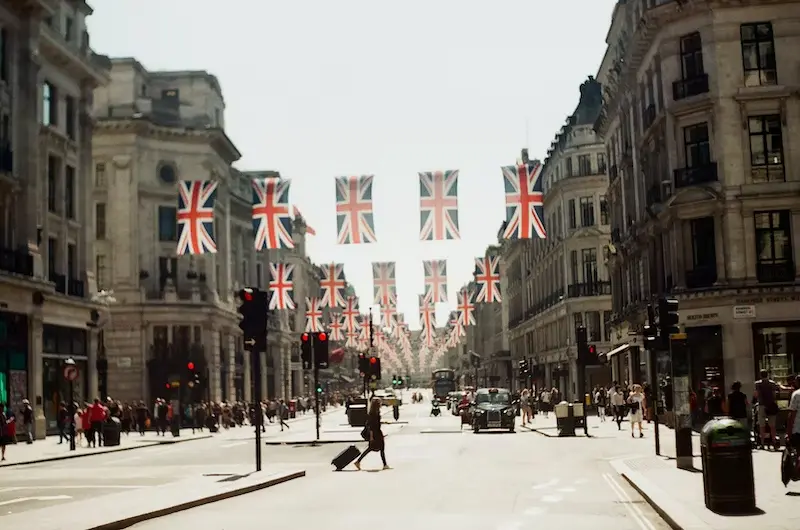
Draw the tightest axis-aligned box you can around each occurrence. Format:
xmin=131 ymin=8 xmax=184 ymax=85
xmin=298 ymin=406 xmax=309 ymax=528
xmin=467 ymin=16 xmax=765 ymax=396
xmin=609 ymin=385 xmax=625 ymax=430
xmin=627 ymin=384 xmax=646 ymax=438
xmin=540 ymin=389 xmax=551 ymax=418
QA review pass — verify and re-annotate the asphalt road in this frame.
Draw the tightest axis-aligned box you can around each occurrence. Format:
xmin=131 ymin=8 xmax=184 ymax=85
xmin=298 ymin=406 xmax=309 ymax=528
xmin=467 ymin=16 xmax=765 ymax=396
xmin=127 ymin=395 xmax=671 ymax=529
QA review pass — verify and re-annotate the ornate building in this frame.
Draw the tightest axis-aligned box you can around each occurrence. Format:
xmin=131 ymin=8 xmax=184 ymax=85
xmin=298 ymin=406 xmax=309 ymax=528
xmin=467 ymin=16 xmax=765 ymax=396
xmin=597 ymin=0 xmax=800 ymax=394
xmin=91 ymin=60 xmax=301 ymax=405
xmin=0 ymin=1 xmax=109 ymax=438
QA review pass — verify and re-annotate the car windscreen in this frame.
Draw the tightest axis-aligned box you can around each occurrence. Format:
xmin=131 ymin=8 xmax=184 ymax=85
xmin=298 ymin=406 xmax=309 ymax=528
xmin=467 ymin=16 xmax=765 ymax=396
xmin=476 ymin=392 xmax=510 ymax=405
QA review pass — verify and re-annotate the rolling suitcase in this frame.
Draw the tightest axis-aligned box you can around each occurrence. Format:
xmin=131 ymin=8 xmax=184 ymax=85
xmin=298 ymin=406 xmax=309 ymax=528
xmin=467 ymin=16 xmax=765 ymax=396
xmin=331 ymin=445 xmax=361 ymax=471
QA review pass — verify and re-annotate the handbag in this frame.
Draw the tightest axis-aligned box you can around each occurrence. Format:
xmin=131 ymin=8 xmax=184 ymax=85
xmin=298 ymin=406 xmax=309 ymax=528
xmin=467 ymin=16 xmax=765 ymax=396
xmin=360 ymin=425 xmax=370 ymax=441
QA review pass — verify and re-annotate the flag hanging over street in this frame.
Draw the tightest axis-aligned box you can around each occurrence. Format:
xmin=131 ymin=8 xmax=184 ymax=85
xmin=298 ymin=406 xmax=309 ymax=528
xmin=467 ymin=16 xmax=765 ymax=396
xmin=267 ymin=263 xmax=295 ymax=310
xmin=335 ymin=175 xmax=377 ymax=244
xmin=372 ymin=262 xmax=397 ymax=305
xmin=501 ymin=161 xmax=546 ymax=240
xmin=456 ymin=288 xmax=476 ymax=327
xmin=419 ymin=294 xmax=436 ymax=332
xmin=345 ymin=329 xmax=359 ymax=349
xmin=423 ymin=260 xmax=448 ymax=304
xmin=380 ymin=303 xmax=397 ymax=329
xmin=252 ymin=177 xmax=294 ymax=250
xmin=474 ymin=255 xmax=501 ymax=303
xmin=329 ymin=315 xmax=345 ymax=341
xmin=419 ymin=170 xmax=460 ymax=241
xmin=176 ymin=180 xmax=218 ymax=255
xmin=319 ymin=263 xmax=346 ymax=308
xmin=304 ymin=297 xmax=323 ymax=332
xmin=342 ymin=296 xmax=360 ymax=332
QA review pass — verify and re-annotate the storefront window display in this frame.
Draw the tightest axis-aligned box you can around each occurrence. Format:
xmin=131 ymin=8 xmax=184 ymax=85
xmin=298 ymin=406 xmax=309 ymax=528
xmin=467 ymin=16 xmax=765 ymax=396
xmin=42 ymin=325 xmax=88 ymax=433
xmin=0 ymin=312 xmax=28 ymax=415
xmin=752 ymin=323 xmax=800 ymax=387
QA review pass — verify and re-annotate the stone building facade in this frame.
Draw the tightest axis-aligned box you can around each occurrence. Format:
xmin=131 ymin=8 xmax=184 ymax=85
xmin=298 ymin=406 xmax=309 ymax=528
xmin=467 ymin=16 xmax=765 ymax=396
xmin=507 ymin=80 xmax=614 ymax=399
xmin=597 ymin=0 xmax=800 ymax=395
xmin=0 ymin=1 xmax=109 ymax=437
xmin=90 ymin=59 xmax=304 ymax=405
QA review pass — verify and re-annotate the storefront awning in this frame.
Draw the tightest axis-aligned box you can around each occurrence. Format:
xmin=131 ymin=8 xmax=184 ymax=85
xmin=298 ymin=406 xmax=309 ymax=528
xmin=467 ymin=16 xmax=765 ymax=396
xmin=604 ymin=343 xmax=630 ymax=360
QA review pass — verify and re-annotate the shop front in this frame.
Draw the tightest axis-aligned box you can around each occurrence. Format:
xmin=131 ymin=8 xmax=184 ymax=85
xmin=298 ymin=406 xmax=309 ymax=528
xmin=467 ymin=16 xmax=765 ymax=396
xmin=41 ymin=324 xmax=88 ymax=434
xmin=0 ymin=311 xmax=28 ymax=416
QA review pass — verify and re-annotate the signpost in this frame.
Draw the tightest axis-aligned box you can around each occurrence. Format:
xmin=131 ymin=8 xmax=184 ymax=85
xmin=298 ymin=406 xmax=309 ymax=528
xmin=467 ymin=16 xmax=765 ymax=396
xmin=63 ymin=358 xmax=78 ymax=451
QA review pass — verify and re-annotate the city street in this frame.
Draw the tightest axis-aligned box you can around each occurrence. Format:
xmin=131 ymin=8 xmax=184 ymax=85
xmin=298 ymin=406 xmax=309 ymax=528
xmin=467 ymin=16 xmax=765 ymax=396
xmin=122 ymin=392 xmax=669 ymax=530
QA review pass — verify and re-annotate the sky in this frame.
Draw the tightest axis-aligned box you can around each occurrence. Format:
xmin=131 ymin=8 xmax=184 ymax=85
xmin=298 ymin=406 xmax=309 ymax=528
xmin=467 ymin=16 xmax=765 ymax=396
xmin=87 ymin=0 xmax=617 ymax=330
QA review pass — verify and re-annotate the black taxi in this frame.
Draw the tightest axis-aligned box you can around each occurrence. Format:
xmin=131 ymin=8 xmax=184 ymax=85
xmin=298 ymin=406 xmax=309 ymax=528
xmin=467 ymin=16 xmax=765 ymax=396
xmin=472 ymin=388 xmax=515 ymax=433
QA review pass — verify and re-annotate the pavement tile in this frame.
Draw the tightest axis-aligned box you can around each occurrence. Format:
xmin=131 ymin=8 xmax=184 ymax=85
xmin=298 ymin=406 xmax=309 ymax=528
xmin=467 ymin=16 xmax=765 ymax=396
xmin=0 ymin=430 xmax=212 ymax=467
xmin=0 ymin=466 xmax=306 ymax=530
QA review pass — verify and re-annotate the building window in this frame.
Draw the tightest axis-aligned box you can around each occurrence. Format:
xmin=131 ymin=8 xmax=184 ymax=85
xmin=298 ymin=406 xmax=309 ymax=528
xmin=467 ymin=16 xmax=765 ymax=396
xmin=603 ymin=311 xmax=613 ymax=342
xmin=47 ymin=156 xmax=59 ymax=213
xmin=754 ymin=211 xmax=793 ymax=283
xmin=65 ymin=96 xmax=76 ymax=140
xmin=158 ymin=256 xmax=178 ymax=290
xmin=597 ymin=153 xmax=606 ymax=173
xmin=680 ymin=32 xmax=704 ymax=79
xmin=42 ymin=82 xmax=57 ymax=126
xmin=600 ymin=197 xmax=609 ymax=225
xmin=570 ymin=250 xmax=578 ymax=284
xmin=688 ymin=217 xmax=717 ymax=288
xmin=67 ymin=243 xmax=76 ymax=279
xmin=158 ymin=163 xmax=177 ymax=184
xmin=586 ymin=311 xmax=601 ymax=341
xmin=683 ymin=123 xmax=710 ymax=167
xmin=741 ymin=23 xmax=777 ymax=87
xmin=96 ymin=254 xmax=108 ymax=290
xmin=581 ymin=248 xmax=598 ymax=284
xmin=568 ymin=199 xmax=576 ymax=229
xmin=95 ymin=203 xmax=106 ymax=239
xmin=577 ymin=154 xmax=592 ymax=176
xmin=47 ymin=237 xmax=57 ymax=276
xmin=565 ymin=157 xmax=574 ymax=177
xmin=579 ymin=196 xmax=595 ymax=227
xmin=748 ymin=115 xmax=784 ymax=183
xmin=65 ymin=165 xmax=75 ymax=219
xmin=157 ymin=206 xmax=177 ymax=241
xmin=0 ymin=27 xmax=7 ymax=82
xmin=95 ymin=163 xmax=106 ymax=187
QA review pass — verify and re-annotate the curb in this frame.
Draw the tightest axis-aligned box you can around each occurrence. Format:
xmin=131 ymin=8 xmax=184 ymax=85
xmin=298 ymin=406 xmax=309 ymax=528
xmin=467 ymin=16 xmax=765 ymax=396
xmin=86 ymin=470 xmax=306 ymax=530
xmin=0 ymin=435 xmax=213 ymax=467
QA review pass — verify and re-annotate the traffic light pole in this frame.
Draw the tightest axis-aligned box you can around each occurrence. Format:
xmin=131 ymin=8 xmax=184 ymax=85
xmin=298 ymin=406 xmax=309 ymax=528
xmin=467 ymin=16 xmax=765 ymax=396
xmin=645 ymin=305 xmax=661 ymax=456
xmin=312 ymin=334 xmax=321 ymax=444
xmin=252 ymin=345 xmax=263 ymax=472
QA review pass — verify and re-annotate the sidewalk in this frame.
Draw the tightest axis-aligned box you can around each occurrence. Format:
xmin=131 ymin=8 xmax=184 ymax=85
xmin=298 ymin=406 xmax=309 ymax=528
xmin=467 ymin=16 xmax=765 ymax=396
xmin=0 ymin=429 xmax=212 ymax=467
xmin=609 ymin=422 xmax=798 ymax=530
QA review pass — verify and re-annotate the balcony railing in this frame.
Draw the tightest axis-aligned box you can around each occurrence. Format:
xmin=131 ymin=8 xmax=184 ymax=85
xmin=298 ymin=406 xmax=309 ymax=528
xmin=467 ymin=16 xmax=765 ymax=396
xmin=0 ymin=246 xmax=33 ymax=277
xmin=673 ymin=162 xmax=718 ymax=189
xmin=757 ymin=262 xmax=795 ymax=284
xmin=567 ymin=281 xmax=612 ymax=298
xmin=49 ymin=272 xmax=66 ymax=293
xmin=67 ymin=278 xmax=85 ymax=298
xmin=672 ymin=74 xmax=709 ymax=101
xmin=685 ymin=266 xmax=717 ymax=289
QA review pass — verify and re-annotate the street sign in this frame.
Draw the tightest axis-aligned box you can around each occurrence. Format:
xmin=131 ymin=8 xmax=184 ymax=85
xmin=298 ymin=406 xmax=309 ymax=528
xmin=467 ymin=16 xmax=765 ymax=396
xmin=244 ymin=338 xmax=256 ymax=347
xmin=63 ymin=364 xmax=79 ymax=382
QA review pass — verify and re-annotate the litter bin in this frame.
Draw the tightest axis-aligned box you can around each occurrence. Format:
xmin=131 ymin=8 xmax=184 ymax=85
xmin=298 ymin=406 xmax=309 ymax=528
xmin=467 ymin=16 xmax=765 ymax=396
xmin=700 ymin=418 xmax=756 ymax=514
xmin=103 ymin=417 xmax=121 ymax=447
xmin=348 ymin=398 xmax=368 ymax=427
xmin=554 ymin=401 xmax=575 ymax=437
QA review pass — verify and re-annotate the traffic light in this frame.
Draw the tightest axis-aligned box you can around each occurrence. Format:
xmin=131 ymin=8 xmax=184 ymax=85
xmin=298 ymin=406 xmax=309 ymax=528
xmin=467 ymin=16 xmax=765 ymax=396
xmin=587 ymin=344 xmax=598 ymax=363
xmin=187 ymin=362 xmax=195 ymax=371
xmin=358 ymin=353 xmax=368 ymax=376
xmin=238 ymin=288 xmax=268 ymax=352
xmin=576 ymin=325 xmax=589 ymax=363
xmin=316 ymin=383 xmax=323 ymax=394
xmin=644 ymin=304 xmax=659 ymax=350
xmin=368 ymin=356 xmax=381 ymax=380
xmin=314 ymin=332 xmax=329 ymax=369
xmin=658 ymin=297 xmax=680 ymax=338
xmin=301 ymin=332 xmax=312 ymax=370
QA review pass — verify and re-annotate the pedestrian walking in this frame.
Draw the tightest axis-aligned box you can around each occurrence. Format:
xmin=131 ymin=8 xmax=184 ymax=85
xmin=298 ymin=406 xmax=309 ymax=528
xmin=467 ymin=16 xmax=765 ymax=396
xmin=628 ymin=384 xmax=646 ymax=438
xmin=354 ymin=398 xmax=389 ymax=471
xmin=0 ymin=403 xmax=12 ymax=461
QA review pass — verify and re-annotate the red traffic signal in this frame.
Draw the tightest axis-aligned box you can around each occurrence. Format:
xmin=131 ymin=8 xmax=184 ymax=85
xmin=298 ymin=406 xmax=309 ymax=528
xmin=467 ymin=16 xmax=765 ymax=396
xmin=370 ymin=357 xmax=377 ymax=364
xmin=588 ymin=345 xmax=596 ymax=355
xmin=318 ymin=332 xmax=327 ymax=341
xmin=187 ymin=362 xmax=195 ymax=371
xmin=239 ymin=289 xmax=254 ymax=302
xmin=165 ymin=383 xmax=171 ymax=389
xmin=301 ymin=333 xmax=310 ymax=342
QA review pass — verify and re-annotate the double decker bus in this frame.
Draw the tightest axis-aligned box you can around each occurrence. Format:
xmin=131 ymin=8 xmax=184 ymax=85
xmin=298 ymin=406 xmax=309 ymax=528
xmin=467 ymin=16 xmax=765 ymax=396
xmin=432 ymin=368 xmax=457 ymax=402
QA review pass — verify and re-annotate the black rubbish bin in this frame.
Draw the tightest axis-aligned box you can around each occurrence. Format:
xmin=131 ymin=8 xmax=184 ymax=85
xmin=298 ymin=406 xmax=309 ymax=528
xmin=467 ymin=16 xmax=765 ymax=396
xmin=103 ymin=417 xmax=121 ymax=447
xmin=700 ymin=418 xmax=756 ymax=514
xmin=348 ymin=399 xmax=368 ymax=427
xmin=170 ymin=416 xmax=181 ymax=437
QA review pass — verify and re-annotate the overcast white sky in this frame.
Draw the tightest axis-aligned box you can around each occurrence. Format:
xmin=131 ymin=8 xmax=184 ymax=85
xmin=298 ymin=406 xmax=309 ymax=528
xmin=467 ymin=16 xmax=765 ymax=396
xmin=88 ymin=0 xmax=617 ymax=330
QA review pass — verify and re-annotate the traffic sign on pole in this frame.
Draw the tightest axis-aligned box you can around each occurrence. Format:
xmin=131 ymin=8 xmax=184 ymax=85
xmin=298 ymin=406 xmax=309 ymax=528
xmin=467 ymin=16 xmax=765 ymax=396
xmin=63 ymin=364 xmax=79 ymax=382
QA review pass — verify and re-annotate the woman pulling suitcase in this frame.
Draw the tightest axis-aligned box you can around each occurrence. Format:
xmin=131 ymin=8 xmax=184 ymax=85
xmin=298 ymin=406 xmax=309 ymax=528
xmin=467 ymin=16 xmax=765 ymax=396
xmin=354 ymin=398 xmax=390 ymax=471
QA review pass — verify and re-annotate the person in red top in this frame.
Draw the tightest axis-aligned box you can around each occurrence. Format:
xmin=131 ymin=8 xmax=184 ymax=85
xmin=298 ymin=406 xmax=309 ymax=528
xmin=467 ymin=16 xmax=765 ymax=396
xmin=88 ymin=399 xmax=107 ymax=448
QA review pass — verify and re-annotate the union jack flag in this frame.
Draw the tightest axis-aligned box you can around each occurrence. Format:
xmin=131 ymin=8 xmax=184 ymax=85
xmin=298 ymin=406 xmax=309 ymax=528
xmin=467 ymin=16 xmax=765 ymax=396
xmin=474 ymin=255 xmax=501 ymax=303
xmin=293 ymin=205 xmax=316 ymax=236
xmin=268 ymin=263 xmax=295 ymax=310
xmin=419 ymin=294 xmax=436 ymax=331
xmin=304 ymin=297 xmax=323 ymax=332
xmin=423 ymin=260 xmax=447 ymax=303
xmin=345 ymin=329 xmax=359 ymax=349
xmin=329 ymin=315 xmax=345 ymax=341
xmin=394 ymin=318 xmax=407 ymax=340
xmin=372 ymin=262 xmax=397 ymax=305
xmin=419 ymin=170 xmax=460 ymax=241
xmin=421 ymin=323 xmax=436 ymax=348
xmin=456 ymin=288 xmax=476 ymax=327
xmin=502 ymin=161 xmax=546 ymax=240
xmin=380 ymin=303 xmax=397 ymax=329
xmin=176 ymin=180 xmax=218 ymax=255
xmin=252 ymin=178 xmax=294 ymax=250
xmin=319 ymin=263 xmax=346 ymax=308
xmin=335 ymin=175 xmax=377 ymax=245
xmin=342 ymin=296 xmax=360 ymax=332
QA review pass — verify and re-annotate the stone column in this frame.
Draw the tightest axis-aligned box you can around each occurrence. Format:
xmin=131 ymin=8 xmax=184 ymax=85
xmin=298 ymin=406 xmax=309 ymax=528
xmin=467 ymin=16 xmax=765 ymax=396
xmin=28 ymin=313 xmax=46 ymax=440
xmin=714 ymin=211 xmax=727 ymax=283
xmin=673 ymin=222 xmax=686 ymax=289
xmin=226 ymin=334 xmax=236 ymax=401
xmin=79 ymin=82 xmax=94 ymax=278
xmin=87 ymin=329 xmax=99 ymax=400
xmin=259 ymin=351 xmax=268 ymax=401
xmin=205 ymin=326 xmax=222 ymax=403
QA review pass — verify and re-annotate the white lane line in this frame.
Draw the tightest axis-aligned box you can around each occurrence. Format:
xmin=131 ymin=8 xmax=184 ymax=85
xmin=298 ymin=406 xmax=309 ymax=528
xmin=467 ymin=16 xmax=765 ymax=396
xmin=603 ymin=473 xmax=657 ymax=530
xmin=0 ymin=485 xmax=143 ymax=491
xmin=531 ymin=478 xmax=559 ymax=490
xmin=0 ymin=495 xmax=71 ymax=506
xmin=220 ymin=441 xmax=248 ymax=449
xmin=540 ymin=494 xmax=563 ymax=503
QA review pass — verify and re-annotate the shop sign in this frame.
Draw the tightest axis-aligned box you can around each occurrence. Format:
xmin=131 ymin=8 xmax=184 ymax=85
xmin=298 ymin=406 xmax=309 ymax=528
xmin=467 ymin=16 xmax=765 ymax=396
xmin=684 ymin=313 xmax=719 ymax=323
xmin=735 ymin=294 xmax=800 ymax=305
xmin=733 ymin=305 xmax=756 ymax=319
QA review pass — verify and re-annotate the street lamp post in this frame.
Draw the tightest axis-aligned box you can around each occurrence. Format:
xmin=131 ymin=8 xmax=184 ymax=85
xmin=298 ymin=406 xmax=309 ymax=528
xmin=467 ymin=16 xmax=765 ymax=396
xmin=64 ymin=357 xmax=77 ymax=451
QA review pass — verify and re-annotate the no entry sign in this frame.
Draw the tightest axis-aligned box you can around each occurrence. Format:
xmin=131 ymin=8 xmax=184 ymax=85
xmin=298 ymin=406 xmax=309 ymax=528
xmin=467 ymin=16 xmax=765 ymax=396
xmin=63 ymin=364 xmax=79 ymax=382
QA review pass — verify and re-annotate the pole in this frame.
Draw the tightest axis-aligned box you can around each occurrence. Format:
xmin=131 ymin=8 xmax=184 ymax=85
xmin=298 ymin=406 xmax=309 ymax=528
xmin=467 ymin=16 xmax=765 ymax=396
xmin=313 ymin=334 xmax=320 ymax=444
xmin=68 ymin=380 xmax=76 ymax=451
xmin=253 ymin=338 xmax=264 ymax=472
xmin=647 ymin=346 xmax=661 ymax=456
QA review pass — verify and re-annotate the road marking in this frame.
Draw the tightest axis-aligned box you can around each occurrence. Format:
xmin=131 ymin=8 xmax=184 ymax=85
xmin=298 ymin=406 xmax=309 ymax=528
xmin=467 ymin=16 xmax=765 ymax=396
xmin=220 ymin=441 xmax=248 ymax=448
xmin=0 ymin=485 xmax=143 ymax=491
xmin=603 ymin=473 xmax=657 ymax=530
xmin=0 ymin=495 xmax=72 ymax=506
xmin=540 ymin=494 xmax=562 ymax=503
xmin=531 ymin=478 xmax=559 ymax=490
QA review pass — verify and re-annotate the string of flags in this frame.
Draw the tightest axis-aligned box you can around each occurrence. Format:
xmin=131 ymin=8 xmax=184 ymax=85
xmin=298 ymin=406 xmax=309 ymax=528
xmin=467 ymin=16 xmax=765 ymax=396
xmin=172 ymin=161 xmax=546 ymax=371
